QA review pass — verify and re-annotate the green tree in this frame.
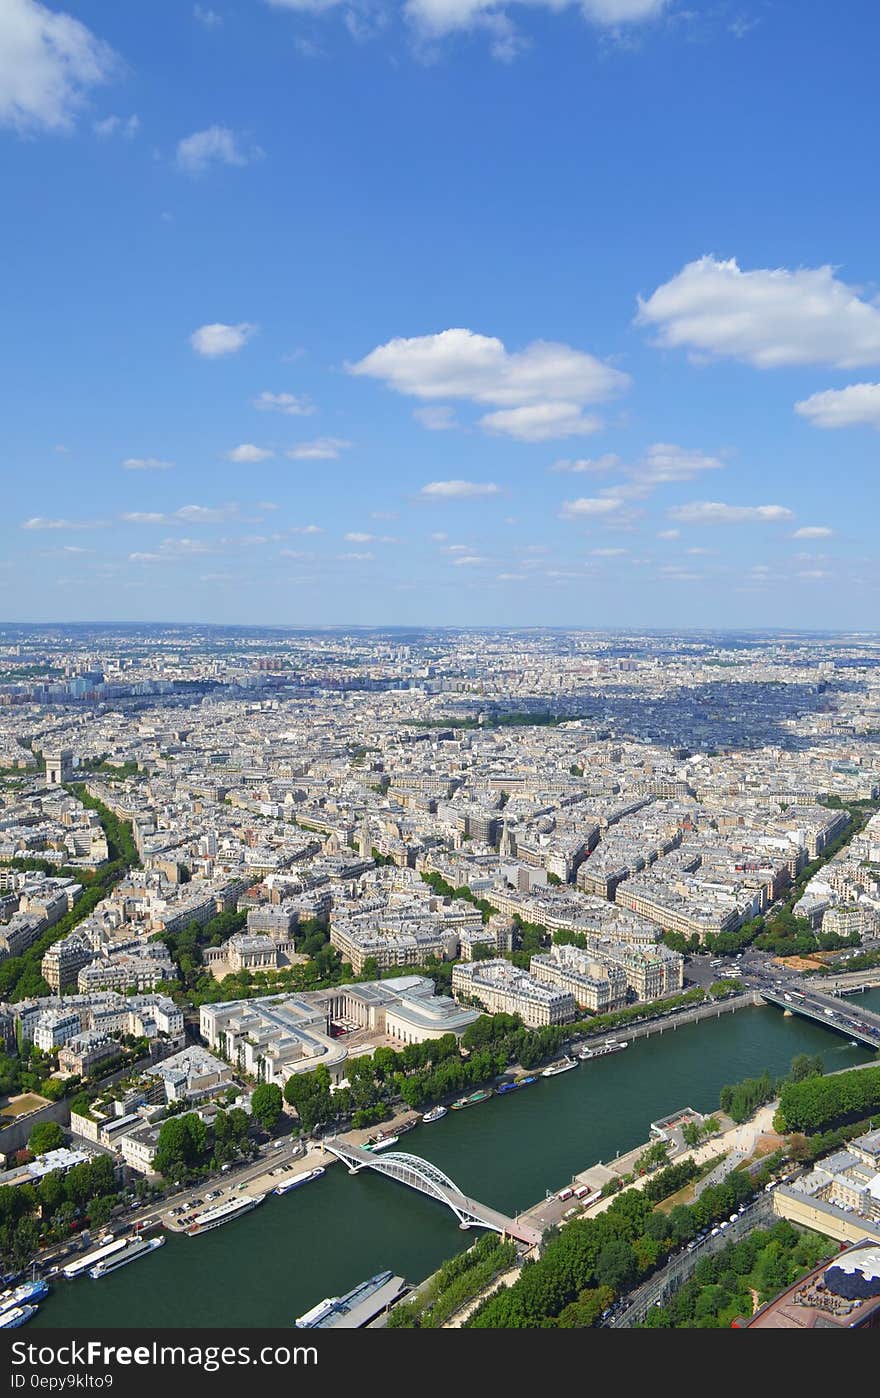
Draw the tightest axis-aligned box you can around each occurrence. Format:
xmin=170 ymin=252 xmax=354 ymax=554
xmin=594 ymin=1238 xmax=639 ymax=1293
xmin=153 ymin=1113 xmax=209 ymax=1183
xmin=251 ymin=1082 xmax=283 ymax=1132
xmin=283 ymin=1065 xmax=335 ymax=1135
xmin=28 ymin=1120 xmax=66 ymax=1155
xmin=789 ymin=1053 xmax=824 ymax=1083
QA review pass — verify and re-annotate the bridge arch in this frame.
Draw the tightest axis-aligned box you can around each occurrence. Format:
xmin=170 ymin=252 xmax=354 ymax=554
xmin=322 ymin=1139 xmax=529 ymax=1237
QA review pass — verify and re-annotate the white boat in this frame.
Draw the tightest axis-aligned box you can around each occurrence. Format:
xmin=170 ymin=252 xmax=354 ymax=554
xmin=63 ymin=1236 xmax=130 ymax=1279
xmin=578 ymin=1040 xmax=629 ymax=1060
xmin=0 ymin=1305 xmax=37 ymax=1329
xmin=187 ymin=1194 xmax=264 ymax=1236
xmin=295 ymin=1295 xmax=338 ymax=1328
xmin=365 ymin=1133 xmax=399 ymax=1152
xmin=274 ymin=1167 xmax=325 ymax=1195
xmin=421 ymin=1106 xmax=448 ymax=1123
xmin=295 ymin=1271 xmax=395 ymax=1329
xmin=0 ymin=1280 xmax=48 ymax=1312
xmin=542 ymin=1055 xmax=579 ymax=1077
xmin=90 ymin=1235 xmax=165 ymax=1279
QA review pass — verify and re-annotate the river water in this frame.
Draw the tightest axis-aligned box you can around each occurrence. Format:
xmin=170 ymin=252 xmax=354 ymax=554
xmin=32 ymin=991 xmax=880 ymax=1328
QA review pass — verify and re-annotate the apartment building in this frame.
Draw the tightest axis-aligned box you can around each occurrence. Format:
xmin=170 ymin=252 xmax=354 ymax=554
xmin=451 ymin=958 xmax=576 ymax=1027
xmin=529 ymin=945 xmax=628 ymax=1014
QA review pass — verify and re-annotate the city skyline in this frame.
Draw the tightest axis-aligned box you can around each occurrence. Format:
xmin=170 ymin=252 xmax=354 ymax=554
xmin=2 ymin=1 xmax=879 ymax=627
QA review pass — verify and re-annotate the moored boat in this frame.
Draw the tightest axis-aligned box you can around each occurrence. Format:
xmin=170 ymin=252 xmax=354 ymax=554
xmin=295 ymin=1271 xmax=404 ymax=1329
xmin=90 ymin=1235 xmax=164 ymax=1279
xmin=578 ymin=1040 xmax=629 ymax=1060
xmin=274 ymin=1167 xmax=325 ymax=1195
xmin=365 ymin=1133 xmax=399 ymax=1152
xmin=542 ymin=1055 xmax=579 ymax=1077
xmin=63 ymin=1236 xmax=130 ymax=1280
xmin=450 ymin=1089 xmax=493 ymax=1110
xmin=421 ymin=1105 xmax=448 ymax=1123
xmin=187 ymin=1194 xmax=264 ymax=1236
xmin=0 ymin=1279 xmax=48 ymax=1312
xmin=0 ymin=1305 xmax=37 ymax=1329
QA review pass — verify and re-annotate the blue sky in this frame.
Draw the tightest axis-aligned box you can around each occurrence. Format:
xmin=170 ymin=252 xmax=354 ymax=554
xmin=1 ymin=0 xmax=879 ymax=628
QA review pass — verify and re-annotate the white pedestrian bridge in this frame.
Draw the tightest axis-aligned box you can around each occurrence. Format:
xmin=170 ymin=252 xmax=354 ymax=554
xmin=324 ymin=1139 xmax=543 ymax=1246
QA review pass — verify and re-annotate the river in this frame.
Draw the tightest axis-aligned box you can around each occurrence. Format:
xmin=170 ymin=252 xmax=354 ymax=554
xmin=31 ymin=991 xmax=880 ymax=1328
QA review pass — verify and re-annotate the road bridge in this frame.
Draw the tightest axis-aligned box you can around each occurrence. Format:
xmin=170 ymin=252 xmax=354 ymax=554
xmin=324 ymin=1140 xmax=543 ymax=1247
xmin=759 ymin=986 xmax=880 ymax=1051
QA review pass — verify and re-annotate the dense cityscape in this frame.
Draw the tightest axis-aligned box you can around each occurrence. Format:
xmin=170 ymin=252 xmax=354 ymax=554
xmin=4 ymin=0 xmax=880 ymax=1356
xmin=0 ymin=625 xmax=879 ymax=1330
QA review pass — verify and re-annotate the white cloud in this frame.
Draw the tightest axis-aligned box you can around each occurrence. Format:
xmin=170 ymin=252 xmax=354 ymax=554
xmin=452 ymin=554 xmax=489 ymax=566
xmin=130 ymin=535 xmax=217 ymax=562
xmin=265 ymin=0 xmax=344 ymax=10
xmin=267 ymin=0 xmax=667 ymax=42
xmin=122 ymin=504 xmax=250 ymax=527
xmin=794 ymin=383 xmax=880 ymax=430
xmin=122 ymin=456 xmax=173 ymax=471
xmin=174 ymin=503 xmax=239 ymax=524
xmin=658 ymin=567 xmax=703 ymax=583
xmin=194 ymin=5 xmax=223 ymax=25
xmin=560 ymin=497 xmax=623 ymax=519
xmin=290 ymin=523 xmax=323 ymax=534
xmin=293 ymin=36 xmax=324 ymax=57
xmin=633 ymin=442 xmax=725 ymax=484
xmin=226 ymin=444 xmax=274 ymax=463
xmin=285 ymin=437 xmax=351 ymax=460
xmin=176 ymin=126 xmax=261 ymax=175
xmin=551 ymin=453 xmax=621 ymax=474
xmin=420 ymin=480 xmax=501 ymax=499
xmin=93 ymin=112 xmax=139 ymax=139
xmin=350 ymin=327 xmax=628 ymax=440
xmin=344 ymin=531 xmax=373 ymax=543
xmin=591 ymin=547 xmax=627 ymax=556
xmin=253 ymin=391 xmax=314 ymax=416
xmin=551 ymin=442 xmax=724 ymax=496
xmin=21 ymin=515 xmax=106 ymax=530
xmin=792 ymin=526 xmax=833 ymax=539
xmin=637 ymin=255 xmax=880 ymax=369
xmin=413 ymin=405 xmax=458 ymax=431
xmin=668 ymin=501 xmax=794 ymax=525
xmin=403 ymin=0 xmax=667 ymax=47
xmin=480 ymin=402 xmax=602 ymax=441
xmin=0 ymin=0 xmax=117 ymax=133
xmin=339 ymin=551 xmax=374 ymax=561
xmin=656 ymin=528 xmax=679 ymax=539
xmin=190 ymin=322 xmax=256 ymax=357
